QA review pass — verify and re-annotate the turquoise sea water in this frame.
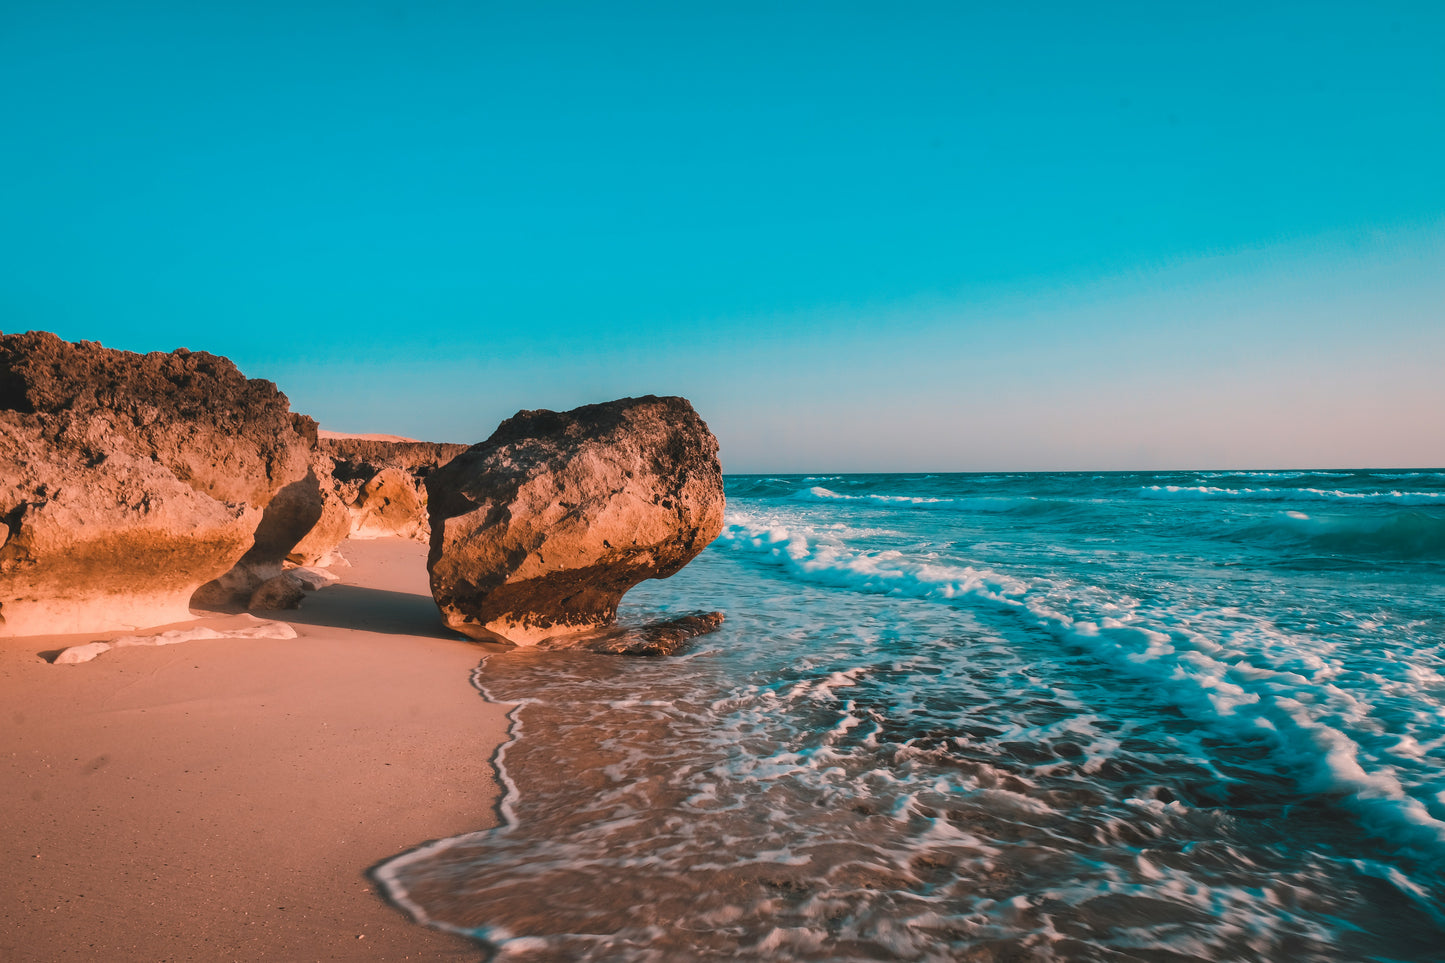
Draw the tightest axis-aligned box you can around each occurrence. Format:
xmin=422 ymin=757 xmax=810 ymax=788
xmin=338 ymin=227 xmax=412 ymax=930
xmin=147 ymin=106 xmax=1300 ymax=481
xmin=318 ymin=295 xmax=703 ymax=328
xmin=381 ymin=470 xmax=1445 ymax=961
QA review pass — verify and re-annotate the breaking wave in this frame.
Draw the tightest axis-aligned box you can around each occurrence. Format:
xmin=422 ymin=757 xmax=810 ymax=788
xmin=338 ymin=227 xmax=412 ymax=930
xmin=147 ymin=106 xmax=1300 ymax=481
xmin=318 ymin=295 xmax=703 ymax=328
xmin=380 ymin=470 xmax=1445 ymax=961
xmin=719 ymin=514 xmax=1445 ymax=859
xmin=1240 ymin=510 xmax=1445 ymax=562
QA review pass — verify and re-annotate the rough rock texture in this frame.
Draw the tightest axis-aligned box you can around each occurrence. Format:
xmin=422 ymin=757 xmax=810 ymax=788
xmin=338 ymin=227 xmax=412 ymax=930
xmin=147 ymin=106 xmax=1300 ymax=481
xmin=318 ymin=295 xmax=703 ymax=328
xmin=320 ymin=438 xmax=466 ymax=545
xmin=536 ymin=611 xmax=726 ymax=655
xmin=248 ymin=573 xmax=306 ymax=611
xmin=349 ymin=467 xmax=427 ymax=539
xmin=284 ymin=488 xmax=351 ymax=566
xmin=192 ymin=459 xmax=327 ymax=604
xmin=52 ymin=615 xmax=297 ymax=664
xmin=0 ymin=331 xmax=312 ymax=636
xmin=288 ymin=566 xmax=341 ymax=591
xmin=426 ymin=396 xmax=725 ymax=644
xmin=322 ymin=437 xmax=468 ymax=479
xmin=193 ymin=435 xmax=466 ymax=581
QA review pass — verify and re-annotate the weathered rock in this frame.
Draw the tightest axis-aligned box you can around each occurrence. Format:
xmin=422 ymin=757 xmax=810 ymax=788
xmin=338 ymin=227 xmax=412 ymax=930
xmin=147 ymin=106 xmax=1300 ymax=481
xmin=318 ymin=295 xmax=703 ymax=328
xmin=536 ymin=611 xmax=726 ymax=655
xmin=285 ymin=488 xmax=351 ymax=566
xmin=350 ymin=467 xmax=426 ymax=539
xmin=52 ymin=615 xmax=297 ymax=664
xmin=321 ymin=436 xmax=467 ymax=474
xmin=426 ymin=395 xmax=725 ymax=644
xmin=287 ymin=565 xmax=341 ymax=591
xmin=242 ymin=466 xmax=325 ymax=564
xmin=318 ymin=437 xmax=466 ymax=544
xmin=0 ymin=331 xmax=311 ymax=636
xmin=188 ymin=569 xmax=255 ymax=611
xmin=198 ymin=430 xmax=464 ymax=596
xmin=248 ymin=573 xmax=306 ymax=611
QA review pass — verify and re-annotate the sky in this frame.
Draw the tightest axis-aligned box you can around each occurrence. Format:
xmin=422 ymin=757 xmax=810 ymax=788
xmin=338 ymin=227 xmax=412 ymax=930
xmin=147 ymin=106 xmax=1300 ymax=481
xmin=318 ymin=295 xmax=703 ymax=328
xmin=2 ymin=1 xmax=1442 ymax=471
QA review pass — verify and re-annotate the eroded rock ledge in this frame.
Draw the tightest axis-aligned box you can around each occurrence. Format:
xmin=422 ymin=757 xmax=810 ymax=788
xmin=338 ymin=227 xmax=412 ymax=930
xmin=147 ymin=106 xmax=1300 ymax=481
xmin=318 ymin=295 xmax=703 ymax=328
xmin=426 ymin=396 xmax=725 ymax=645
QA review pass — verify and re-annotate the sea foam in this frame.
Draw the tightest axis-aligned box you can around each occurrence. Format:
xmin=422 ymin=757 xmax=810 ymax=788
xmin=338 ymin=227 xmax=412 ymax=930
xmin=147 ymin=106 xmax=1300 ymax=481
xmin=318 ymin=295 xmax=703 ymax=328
xmin=720 ymin=512 xmax=1445 ymax=857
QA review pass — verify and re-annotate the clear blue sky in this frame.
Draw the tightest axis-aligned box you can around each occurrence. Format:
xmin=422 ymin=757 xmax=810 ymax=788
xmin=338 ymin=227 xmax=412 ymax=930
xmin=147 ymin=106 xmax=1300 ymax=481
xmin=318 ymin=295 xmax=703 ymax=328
xmin=3 ymin=1 xmax=1442 ymax=470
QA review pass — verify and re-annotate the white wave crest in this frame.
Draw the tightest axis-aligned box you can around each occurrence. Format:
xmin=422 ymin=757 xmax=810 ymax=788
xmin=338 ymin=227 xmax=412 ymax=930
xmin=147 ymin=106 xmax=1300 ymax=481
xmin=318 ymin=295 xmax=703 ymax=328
xmin=794 ymin=486 xmax=1036 ymax=512
xmin=1141 ymin=485 xmax=1445 ymax=506
xmin=1199 ymin=471 xmax=1354 ymax=480
xmin=720 ymin=514 xmax=1028 ymax=602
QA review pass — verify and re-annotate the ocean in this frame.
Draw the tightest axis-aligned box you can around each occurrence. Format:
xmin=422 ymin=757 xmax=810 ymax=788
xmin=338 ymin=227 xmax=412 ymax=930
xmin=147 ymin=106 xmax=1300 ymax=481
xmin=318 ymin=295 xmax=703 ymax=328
xmin=379 ymin=470 xmax=1445 ymax=961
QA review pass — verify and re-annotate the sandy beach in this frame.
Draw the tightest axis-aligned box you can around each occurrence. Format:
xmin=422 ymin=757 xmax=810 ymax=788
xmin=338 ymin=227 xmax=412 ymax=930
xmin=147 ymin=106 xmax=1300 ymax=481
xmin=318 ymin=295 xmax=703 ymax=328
xmin=0 ymin=538 xmax=506 ymax=962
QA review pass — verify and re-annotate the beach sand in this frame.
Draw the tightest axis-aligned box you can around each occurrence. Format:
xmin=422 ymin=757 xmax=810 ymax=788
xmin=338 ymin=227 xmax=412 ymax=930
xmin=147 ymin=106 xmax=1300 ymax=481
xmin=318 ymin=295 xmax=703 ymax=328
xmin=0 ymin=538 xmax=506 ymax=961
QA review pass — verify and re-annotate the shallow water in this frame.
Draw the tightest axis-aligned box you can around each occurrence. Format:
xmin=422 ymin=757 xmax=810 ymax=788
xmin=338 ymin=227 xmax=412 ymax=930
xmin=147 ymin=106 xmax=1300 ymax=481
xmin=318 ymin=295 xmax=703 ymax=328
xmin=380 ymin=470 xmax=1445 ymax=961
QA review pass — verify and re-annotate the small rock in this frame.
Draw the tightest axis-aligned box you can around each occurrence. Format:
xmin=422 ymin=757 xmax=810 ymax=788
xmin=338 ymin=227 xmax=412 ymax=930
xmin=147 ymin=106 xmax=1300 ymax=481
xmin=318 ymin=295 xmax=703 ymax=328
xmin=112 ymin=627 xmax=227 ymax=648
xmin=1 ymin=330 xmax=313 ymax=636
xmin=319 ymin=436 xmax=466 ymax=545
xmin=248 ymin=573 xmax=306 ymax=611
xmin=53 ymin=641 xmax=112 ymax=664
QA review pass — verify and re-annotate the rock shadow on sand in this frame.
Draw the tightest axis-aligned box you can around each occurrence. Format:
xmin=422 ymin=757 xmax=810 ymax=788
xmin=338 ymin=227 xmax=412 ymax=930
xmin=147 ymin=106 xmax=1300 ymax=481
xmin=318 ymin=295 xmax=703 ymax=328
xmin=277 ymin=583 xmax=461 ymax=641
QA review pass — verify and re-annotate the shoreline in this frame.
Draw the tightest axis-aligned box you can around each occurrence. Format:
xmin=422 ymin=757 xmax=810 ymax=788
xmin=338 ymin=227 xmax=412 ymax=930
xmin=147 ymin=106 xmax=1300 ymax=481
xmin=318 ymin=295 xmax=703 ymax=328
xmin=0 ymin=538 xmax=509 ymax=962
xmin=371 ymin=676 xmax=525 ymax=948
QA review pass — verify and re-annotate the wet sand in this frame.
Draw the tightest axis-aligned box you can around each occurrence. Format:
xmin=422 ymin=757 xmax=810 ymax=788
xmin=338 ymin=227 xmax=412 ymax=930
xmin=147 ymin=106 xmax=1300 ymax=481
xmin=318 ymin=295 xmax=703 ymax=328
xmin=0 ymin=538 xmax=507 ymax=961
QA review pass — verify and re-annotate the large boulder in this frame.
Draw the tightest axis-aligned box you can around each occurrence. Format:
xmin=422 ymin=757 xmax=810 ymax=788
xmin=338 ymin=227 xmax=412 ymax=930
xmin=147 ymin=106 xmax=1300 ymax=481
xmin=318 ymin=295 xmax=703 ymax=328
xmin=0 ymin=331 xmax=312 ymax=636
xmin=425 ymin=396 xmax=725 ymax=644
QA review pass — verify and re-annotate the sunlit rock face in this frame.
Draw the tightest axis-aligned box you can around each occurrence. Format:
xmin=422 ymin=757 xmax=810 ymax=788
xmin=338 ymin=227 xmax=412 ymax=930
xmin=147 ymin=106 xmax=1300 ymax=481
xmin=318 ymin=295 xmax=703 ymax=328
xmin=284 ymin=481 xmax=352 ymax=567
xmin=192 ymin=427 xmax=329 ymax=607
xmin=425 ymin=396 xmax=725 ymax=645
xmin=0 ymin=330 xmax=311 ymax=636
xmin=197 ymin=434 xmax=471 ymax=593
xmin=320 ymin=438 xmax=468 ymax=543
